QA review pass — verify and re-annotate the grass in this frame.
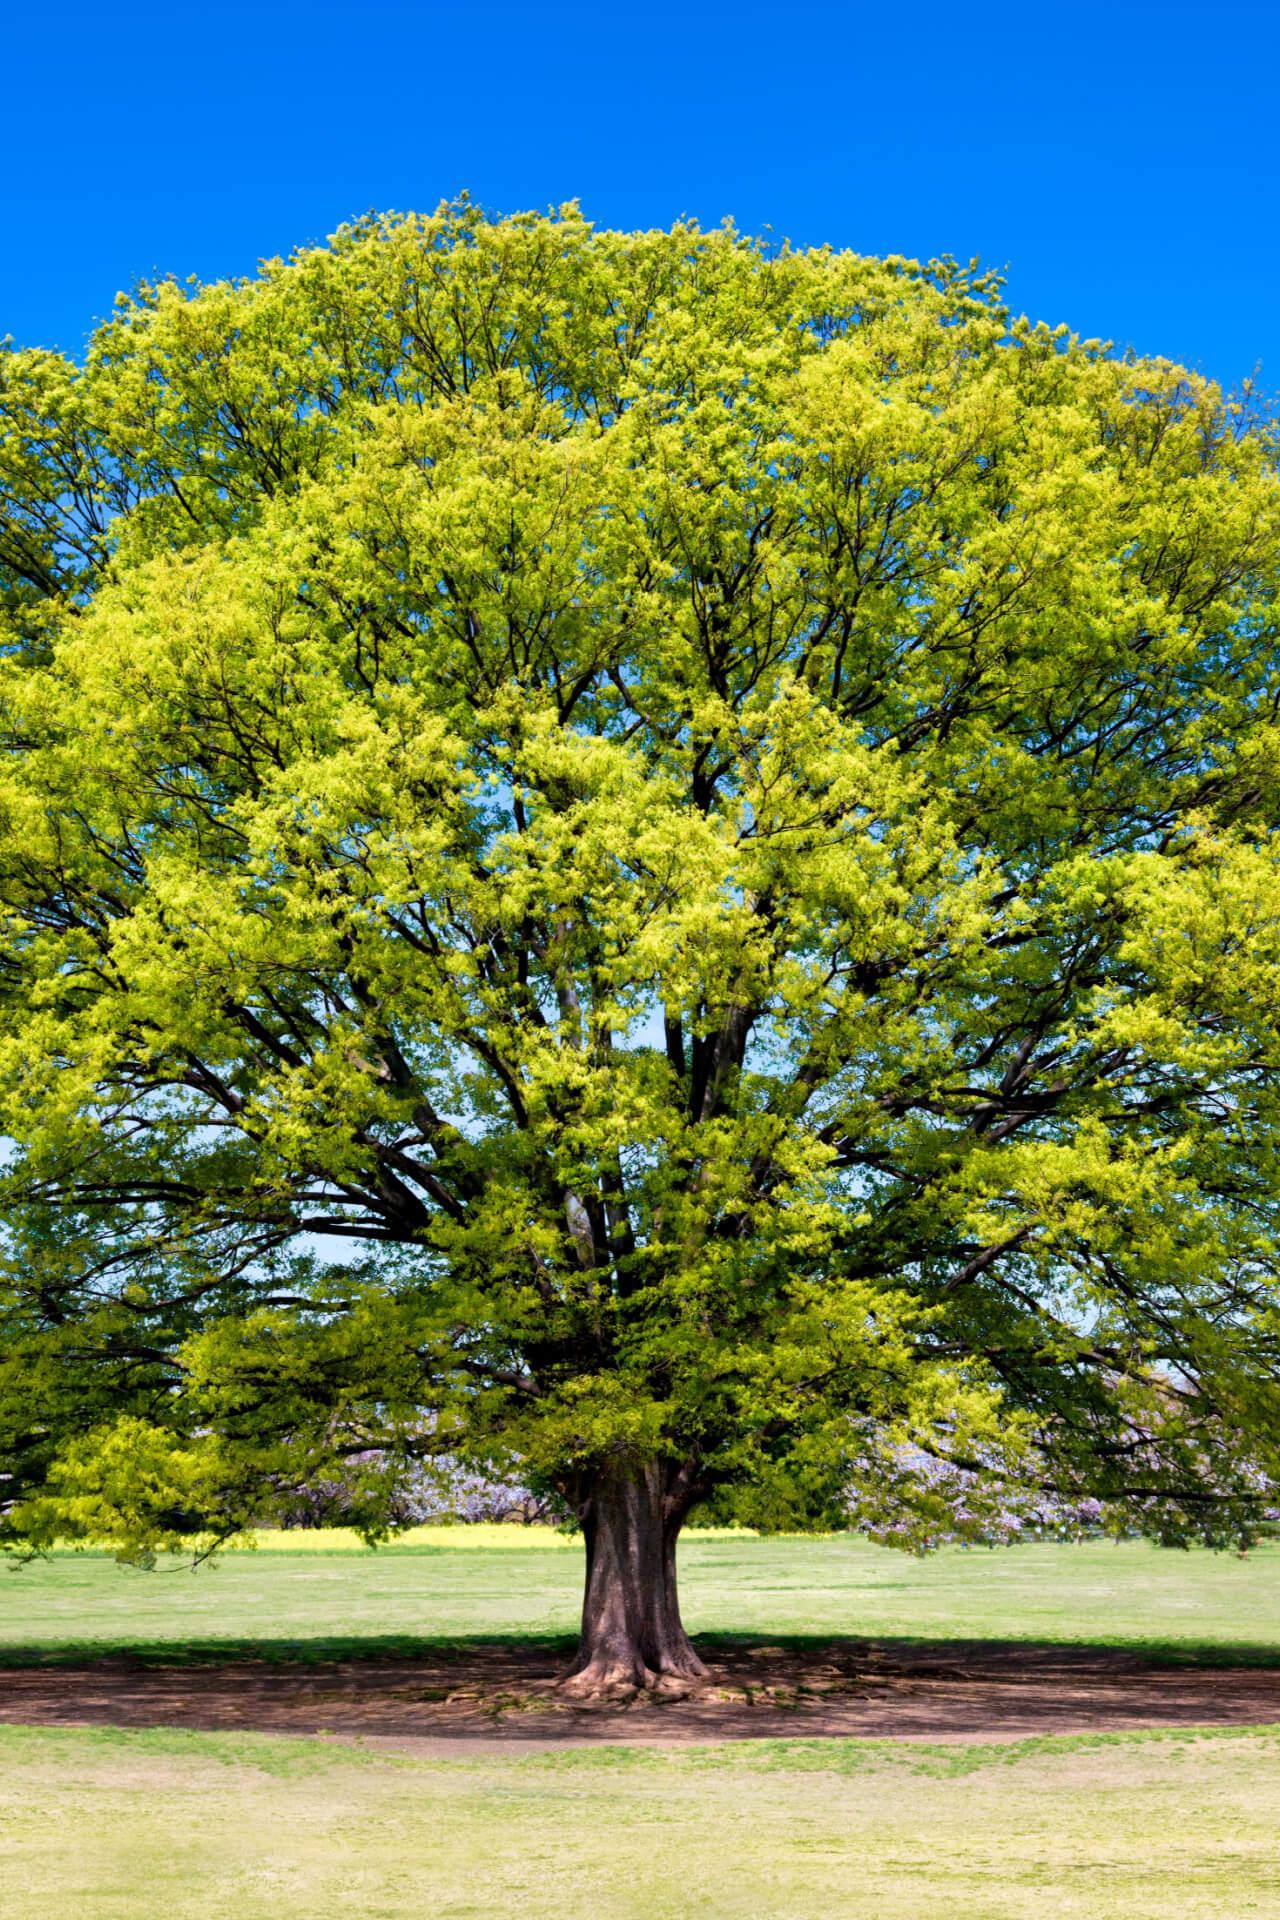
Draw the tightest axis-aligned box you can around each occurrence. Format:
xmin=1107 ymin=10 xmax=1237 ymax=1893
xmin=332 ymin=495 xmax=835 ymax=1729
xmin=5 ymin=1719 xmax=1280 ymax=1918
xmin=5 ymin=1534 xmax=1280 ymax=1915
xmin=4 ymin=1533 xmax=1280 ymax=1665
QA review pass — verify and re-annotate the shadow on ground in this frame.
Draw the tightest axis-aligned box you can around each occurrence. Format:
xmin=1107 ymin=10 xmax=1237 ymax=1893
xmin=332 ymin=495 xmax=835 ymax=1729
xmin=3 ymin=1636 xmax=1280 ymax=1743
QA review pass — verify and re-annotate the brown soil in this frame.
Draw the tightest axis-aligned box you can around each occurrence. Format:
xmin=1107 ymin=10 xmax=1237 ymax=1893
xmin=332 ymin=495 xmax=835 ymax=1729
xmin=4 ymin=1641 xmax=1280 ymax=1746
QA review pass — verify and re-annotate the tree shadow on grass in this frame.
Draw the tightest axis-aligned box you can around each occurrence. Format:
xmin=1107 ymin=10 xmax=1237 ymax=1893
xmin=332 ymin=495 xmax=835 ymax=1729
xmin=1 ymin=1629 xmax=1278 ymax=1671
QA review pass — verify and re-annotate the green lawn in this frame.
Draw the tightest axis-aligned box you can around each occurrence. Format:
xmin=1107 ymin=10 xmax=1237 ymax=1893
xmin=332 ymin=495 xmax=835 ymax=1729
xmin=3 ymin=1533 xmax=1279 ymax=1663
xmin=5 ymin=1721 xmax=1280 ymax=1919
xmin=4 ymin=1535 xmax=1280 ymax=1917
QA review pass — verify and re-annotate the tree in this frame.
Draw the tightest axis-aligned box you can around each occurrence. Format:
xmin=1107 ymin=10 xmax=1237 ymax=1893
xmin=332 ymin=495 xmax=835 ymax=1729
xmin=2 ymin=203 xmax=1280 ymax=1696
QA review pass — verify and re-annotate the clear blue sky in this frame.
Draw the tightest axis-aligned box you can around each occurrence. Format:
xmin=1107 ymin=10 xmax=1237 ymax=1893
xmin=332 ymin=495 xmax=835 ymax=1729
xmin=4 ymin=0 xmax=1277 ymax=391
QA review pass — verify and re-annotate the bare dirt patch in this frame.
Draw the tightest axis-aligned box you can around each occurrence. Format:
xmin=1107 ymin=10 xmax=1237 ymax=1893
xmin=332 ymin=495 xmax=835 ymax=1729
xmin=4 ymin=1640 xmax=1280 ymax=1745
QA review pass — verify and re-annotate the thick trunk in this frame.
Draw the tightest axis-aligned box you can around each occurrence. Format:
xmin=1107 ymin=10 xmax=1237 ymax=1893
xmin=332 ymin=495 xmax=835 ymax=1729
xmin=560 ymin=1459 xmax=707 ymax=1699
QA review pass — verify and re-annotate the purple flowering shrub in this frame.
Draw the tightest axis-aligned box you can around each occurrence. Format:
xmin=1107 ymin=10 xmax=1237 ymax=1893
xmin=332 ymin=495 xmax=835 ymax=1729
xmin=842 ymin=1438 xmax=1109 ymax=1551
xmin=841 ymin=1417 xmax=1280 ymax=1553
xmin=268 ymin=1465 xmax=554 ymax=1529
xmin=260 ymin=1406 xmax=1280 ymax=1551
xmin=263 ymin=1448 xmax=559 ymax=1531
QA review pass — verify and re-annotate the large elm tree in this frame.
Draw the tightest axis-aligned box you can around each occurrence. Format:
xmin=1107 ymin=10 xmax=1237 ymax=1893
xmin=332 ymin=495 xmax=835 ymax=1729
xmin=2 ymin=204 xmax=1280 ymax=1694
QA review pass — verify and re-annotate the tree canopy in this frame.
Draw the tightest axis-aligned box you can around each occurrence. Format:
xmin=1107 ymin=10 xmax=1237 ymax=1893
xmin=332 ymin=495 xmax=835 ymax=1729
xmin=3 ymin=204 xmax=1280 ymax=1689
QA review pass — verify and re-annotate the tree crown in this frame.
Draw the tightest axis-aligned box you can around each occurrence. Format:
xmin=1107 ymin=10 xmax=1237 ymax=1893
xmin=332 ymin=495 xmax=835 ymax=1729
xmin=3 ymin=204 xmax=1280 ymax=1552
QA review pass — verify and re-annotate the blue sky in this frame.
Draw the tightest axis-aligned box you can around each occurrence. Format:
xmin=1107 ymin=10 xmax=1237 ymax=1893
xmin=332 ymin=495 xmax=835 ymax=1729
xmin=4 ymin=0 xmax=1277 ymax=391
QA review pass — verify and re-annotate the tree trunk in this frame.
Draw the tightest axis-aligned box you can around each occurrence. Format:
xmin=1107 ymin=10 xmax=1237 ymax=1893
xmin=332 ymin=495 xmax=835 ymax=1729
xmin=560 ymin=1459 xmax=708 ymax=1699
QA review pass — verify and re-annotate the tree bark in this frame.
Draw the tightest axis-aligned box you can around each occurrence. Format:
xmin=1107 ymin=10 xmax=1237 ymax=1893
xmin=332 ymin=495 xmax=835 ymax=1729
xmin=560 ymin=1459 xmax=708 ymax=1699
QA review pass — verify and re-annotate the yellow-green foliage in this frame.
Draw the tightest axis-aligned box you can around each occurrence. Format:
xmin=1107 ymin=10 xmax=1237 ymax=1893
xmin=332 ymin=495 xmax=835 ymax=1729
xmin=1 ymin=204 xmax=1280 ymax=1551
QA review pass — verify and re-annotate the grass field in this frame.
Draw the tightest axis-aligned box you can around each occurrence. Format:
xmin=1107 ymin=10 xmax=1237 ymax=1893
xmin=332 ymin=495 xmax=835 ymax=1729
xmin=6 ymin=1721 xmax=1280 ymax=1919
xmin=4 ymin=1534 xmax=1280 ymax=1916
xmin=3 ymin=1532 xmax=1279 ymax=1663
